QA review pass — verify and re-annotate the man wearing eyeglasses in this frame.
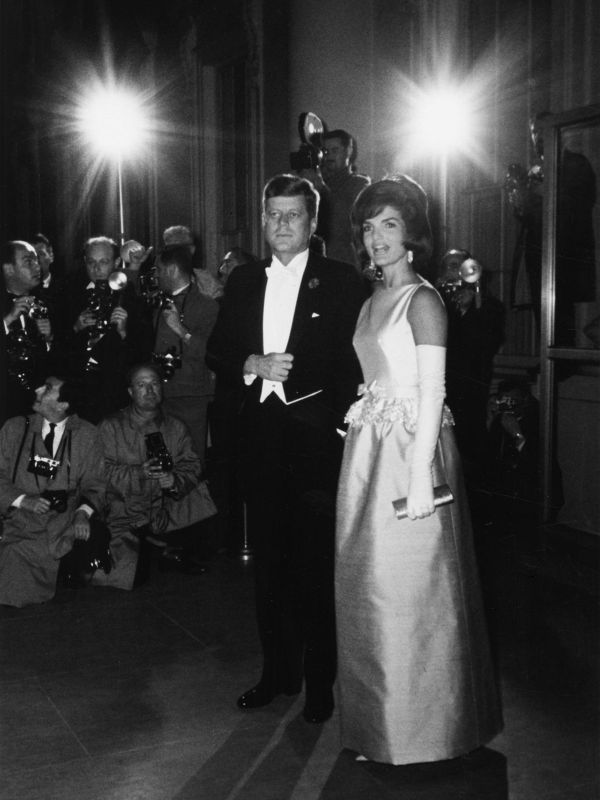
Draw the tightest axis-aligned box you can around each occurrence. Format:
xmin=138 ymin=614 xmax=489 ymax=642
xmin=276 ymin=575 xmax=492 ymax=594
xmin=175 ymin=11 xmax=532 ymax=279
xmin=207 ymin=174 xmax=364 ymax=724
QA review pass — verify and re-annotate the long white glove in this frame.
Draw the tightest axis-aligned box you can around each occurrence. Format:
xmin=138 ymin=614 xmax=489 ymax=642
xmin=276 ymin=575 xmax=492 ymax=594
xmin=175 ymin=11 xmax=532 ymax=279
xmin=407 ymin=344 xmax=446 ymax=520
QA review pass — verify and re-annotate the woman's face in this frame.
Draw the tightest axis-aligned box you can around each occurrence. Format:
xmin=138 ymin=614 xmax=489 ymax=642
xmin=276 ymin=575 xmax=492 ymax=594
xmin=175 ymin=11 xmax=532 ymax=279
xmin=361 ymin=205 xmax=409 ymax=269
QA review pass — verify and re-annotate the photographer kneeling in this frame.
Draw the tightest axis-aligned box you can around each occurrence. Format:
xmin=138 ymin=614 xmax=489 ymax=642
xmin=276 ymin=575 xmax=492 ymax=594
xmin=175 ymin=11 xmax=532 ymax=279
xmin=94 ymin=363 xmax=216 ymax=590
xmin=0 ymin=375 xmax=105 ymax=607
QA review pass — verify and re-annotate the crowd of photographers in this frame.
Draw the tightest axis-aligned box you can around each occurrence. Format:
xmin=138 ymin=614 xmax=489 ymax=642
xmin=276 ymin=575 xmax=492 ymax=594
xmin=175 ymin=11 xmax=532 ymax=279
xmin=0 ymin=226 xmax=225 ymax=606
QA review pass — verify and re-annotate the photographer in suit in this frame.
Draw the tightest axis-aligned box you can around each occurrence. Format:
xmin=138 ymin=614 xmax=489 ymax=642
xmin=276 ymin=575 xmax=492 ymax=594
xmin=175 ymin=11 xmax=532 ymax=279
xmin=94 ymin=363 xmax=216 ymax=591
xmin=153 ymin=245 xmax=219 ymax=466
xmin=2 ymin=240 xmax=55 ymax=417
xmin=63 ymin=236 xmax=152 ymax=423
xmin=207 ymin=174 xmax=364 ymax=723
xmin=0 ymin=375 xmax=104 ymax=607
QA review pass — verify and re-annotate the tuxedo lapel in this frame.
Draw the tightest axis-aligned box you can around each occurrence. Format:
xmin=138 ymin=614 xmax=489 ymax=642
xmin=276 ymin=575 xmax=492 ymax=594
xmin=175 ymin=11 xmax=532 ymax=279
xmin=286 ymin=255 xmax=319 ymax=353
xmin=249 ymin=262 xmax=269 ymax=354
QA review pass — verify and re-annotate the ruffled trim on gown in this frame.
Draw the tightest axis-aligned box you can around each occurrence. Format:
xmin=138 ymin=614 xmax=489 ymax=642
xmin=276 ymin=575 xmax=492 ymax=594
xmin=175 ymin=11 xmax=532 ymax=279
xmin=345 ymin=381 xmax=455 ymax=432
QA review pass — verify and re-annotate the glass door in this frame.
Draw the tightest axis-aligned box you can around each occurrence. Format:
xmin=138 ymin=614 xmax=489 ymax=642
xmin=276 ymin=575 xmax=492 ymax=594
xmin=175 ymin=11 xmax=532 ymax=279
xmin=540 ymin=104 xmax=600 ymax=529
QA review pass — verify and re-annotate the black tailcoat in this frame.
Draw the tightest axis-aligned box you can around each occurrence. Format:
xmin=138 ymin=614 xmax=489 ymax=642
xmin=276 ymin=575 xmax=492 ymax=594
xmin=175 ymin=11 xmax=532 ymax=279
xmin=207 ymin=252 xmax=365 ymax=700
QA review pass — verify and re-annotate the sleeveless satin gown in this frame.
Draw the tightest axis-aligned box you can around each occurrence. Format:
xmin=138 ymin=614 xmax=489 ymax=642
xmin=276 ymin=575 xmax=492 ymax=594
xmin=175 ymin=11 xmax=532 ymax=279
xmin=335 ymin=278 xmax=502 ymax=765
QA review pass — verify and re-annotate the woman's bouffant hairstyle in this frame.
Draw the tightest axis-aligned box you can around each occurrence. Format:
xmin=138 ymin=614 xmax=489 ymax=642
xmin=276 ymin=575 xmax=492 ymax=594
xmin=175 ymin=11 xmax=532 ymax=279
xmin=351 ymin=175 xmax=434 ymax=277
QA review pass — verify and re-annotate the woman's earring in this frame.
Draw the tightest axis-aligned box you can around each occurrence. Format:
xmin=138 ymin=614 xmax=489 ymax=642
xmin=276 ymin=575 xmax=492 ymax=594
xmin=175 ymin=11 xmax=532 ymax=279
xmin=407 ymin=250 xmax=414 ymax=265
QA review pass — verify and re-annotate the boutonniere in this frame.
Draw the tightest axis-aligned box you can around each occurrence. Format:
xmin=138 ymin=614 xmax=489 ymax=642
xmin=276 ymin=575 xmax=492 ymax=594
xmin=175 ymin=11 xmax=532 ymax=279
xmin=308 ymin=277 xmax=320 ymax=289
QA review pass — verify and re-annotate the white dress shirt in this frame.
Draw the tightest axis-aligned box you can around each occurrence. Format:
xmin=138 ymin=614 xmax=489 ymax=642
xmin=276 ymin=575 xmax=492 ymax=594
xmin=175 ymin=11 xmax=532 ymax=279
xmin=41 ymin=417 xmax=68 ymax=457
xmin=259 ymin=249 xmax=309 ymax=403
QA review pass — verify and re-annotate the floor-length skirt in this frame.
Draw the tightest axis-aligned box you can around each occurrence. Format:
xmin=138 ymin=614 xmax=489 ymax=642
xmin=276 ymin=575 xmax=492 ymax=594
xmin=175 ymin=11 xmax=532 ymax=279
xmin=335 ymin=421 xmax=503 ymax=765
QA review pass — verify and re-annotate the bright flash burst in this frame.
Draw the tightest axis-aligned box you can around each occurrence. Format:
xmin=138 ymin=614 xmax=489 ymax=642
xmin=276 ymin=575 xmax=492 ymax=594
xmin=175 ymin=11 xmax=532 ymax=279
xmin=408 ymin=84 xmax=476 ymax=158
xmin=76 ymin=85 xmax=151 ymax=159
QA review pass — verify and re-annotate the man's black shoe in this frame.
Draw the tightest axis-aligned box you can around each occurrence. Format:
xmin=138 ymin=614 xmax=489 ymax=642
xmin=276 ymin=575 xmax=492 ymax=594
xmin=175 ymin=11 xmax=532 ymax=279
xmin=237 ymin=684 xmax=275 ymax=710
xmin=158 ymin=550 xmax=207 ymax=575
xmin=303 ymin=689 xmax=334 ymax=724
xmin=237 ymin=681 xmax=301 ymax=710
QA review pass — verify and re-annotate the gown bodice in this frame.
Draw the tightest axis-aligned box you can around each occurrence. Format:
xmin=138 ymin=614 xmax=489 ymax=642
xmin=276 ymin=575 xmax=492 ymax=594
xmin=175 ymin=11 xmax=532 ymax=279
xmin=346 ymin=278 xmax=452 ymax=431
xmin=353 ymin=279 xmax=426 ymax=398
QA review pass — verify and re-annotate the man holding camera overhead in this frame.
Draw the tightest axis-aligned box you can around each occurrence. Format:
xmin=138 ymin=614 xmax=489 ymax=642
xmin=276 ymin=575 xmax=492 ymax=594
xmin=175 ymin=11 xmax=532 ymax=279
xmin=94 ymin=363 xmax=216 ymax=591
xmin=0 ymin=374 xmax=104 ymax=607
xmin=152 ymin=244 xmax=219 ymax=466
xmin=62 ymin=236 xmax=152 ymax=423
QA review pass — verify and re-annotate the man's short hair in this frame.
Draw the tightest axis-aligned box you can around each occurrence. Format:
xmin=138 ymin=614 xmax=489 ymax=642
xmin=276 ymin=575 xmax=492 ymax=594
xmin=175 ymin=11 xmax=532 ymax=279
xmin=324 ymin=128 xmax=354 ymax=150
xmin=126 ymin=362 xmax=163 ymax=388
xmin=56 ymin=376 xmax=86 ymax=416
xmin=32 ymin=233 xmax=51 ymax=248
xmin=83 ymin=236 xmax=120 ymax=260
xmin=262 ymin=174 xmax=319 ymax=220
xmin=2 ymin=241 xmax=18 ymax=268
xmin=163 ymin=225 xmax=193 ymax=246
xmin=1 ymin=240 xmax=28 ymax=268
xmin=157 ymin=244 xmax=194 ymax=277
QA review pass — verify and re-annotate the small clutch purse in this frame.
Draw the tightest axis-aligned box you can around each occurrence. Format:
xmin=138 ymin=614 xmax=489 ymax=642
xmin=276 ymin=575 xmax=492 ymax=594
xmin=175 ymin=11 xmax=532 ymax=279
xmin=392 ymin=483 xmax=454 ymax=520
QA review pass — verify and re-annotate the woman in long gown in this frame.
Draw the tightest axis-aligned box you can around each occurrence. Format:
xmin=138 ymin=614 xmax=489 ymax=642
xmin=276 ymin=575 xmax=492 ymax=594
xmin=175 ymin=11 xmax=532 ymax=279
xmin=335 ymin=176 xmax=502 ymax=765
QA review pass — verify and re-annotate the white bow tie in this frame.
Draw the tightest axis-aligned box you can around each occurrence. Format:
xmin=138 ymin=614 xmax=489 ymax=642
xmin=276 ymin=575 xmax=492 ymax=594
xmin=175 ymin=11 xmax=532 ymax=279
xmin=265 ymin=262 xmax=302 ymax=282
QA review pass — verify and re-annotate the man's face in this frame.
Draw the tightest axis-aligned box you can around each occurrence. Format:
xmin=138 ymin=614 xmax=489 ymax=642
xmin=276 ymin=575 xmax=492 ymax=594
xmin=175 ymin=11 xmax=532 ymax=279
xmin=155 ymin=259 xmax=175 ymax=292
xmin=84 ymin=243 xmax=118 ymax=282
xmin=7 ymin=243 xmax=41 ymax=293
xmin=34 ymin=243 xmax=53 ymax=278
xmin=439 ymin=253 xmax=463 ymax=285
xmin=128 ymin=368 xmax=163 ymax=412
xmin=262 ymin=195 xmax=316 ymax=265
xmin=323 ymin=137 xmax=351 ymax=177
xmin=33 ymin=377 xmax=68 ymax=421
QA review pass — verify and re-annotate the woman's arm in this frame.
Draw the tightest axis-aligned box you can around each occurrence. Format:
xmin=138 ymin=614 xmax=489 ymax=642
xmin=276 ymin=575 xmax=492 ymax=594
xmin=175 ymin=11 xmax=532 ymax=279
xmin=406 ymin=287 xmax=447 ymax=520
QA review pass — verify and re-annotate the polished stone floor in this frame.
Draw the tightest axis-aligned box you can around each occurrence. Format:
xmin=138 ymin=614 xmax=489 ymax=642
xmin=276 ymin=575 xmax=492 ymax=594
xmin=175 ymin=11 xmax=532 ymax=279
xmin=0 ymin=517 xmax=598 ymax=800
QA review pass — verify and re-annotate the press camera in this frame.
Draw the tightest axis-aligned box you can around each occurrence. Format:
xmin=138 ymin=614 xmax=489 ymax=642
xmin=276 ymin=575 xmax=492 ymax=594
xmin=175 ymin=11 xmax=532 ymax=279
xmin=84 ymin=270 xmax=128 ymax=337
xmin=28 ymin=453 xmax=61 ymax=480
xmin=289 ymin=111 xmax=324 ymax=172
xmin=438 ymin=249 xmax=483 ymax=310
xmin=41 ymin=489 xmax=68 ymax=513
xmin=145 ymin=431 xmax=173 ymax=472
xmin=152 ymin=346 xmax=182 ymax=381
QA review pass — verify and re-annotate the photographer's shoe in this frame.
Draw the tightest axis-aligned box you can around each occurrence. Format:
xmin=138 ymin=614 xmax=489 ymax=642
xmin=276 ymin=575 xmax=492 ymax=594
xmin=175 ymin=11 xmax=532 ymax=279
xmin=158 ymin=549 xmax=207 ymax=575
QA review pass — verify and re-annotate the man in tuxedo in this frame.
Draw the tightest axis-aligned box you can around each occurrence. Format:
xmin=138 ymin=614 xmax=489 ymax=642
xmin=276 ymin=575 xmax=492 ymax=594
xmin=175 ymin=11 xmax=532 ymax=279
xmin=207 ymin=174 xmax=364 ymax=723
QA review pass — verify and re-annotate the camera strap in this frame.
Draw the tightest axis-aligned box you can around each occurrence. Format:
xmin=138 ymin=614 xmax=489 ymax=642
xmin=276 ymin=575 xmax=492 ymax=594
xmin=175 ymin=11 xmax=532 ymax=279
xmin=12 ymin=416 xmax=30 ymax=484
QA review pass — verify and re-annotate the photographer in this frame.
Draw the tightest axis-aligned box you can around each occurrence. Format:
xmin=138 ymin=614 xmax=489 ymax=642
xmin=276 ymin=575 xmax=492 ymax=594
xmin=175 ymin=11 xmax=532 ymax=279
xmin=307 ymin=130 xmax=370 ymax=267
xmin=153 ymin=245 xmax=219 ymax=465
xmin=2 ymin=240 xmax=55 ymax=417
xmin=438 ymin=249 xmax=504 ymax=478
xmin=62 ymin=236 xmax=153 ymax=423
xmin=0 ymin=375 xmax=104 ymax=607
xmin=94 ymin=363 xmax=216 ymax=590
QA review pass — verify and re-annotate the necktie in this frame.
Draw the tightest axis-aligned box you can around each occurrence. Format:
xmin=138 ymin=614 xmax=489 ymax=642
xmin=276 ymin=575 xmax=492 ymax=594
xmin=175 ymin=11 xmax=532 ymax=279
xmin=44 ymin=423 xmax=56 ymax=456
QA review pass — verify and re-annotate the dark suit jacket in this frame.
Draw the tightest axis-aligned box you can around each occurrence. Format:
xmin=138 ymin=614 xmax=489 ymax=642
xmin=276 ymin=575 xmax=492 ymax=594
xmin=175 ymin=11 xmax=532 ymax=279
xmin=153 ymin=283 xmax=219 ymax=399
xmin=206 ymin=252 xmax=365 ymax=432
xmin=59 ymin=279 xmax=154 ymax=422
